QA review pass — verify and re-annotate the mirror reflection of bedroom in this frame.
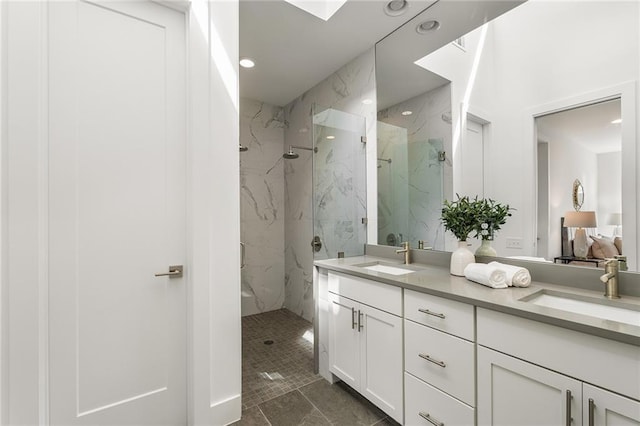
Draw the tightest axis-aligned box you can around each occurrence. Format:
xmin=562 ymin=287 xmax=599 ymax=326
xmin=536 ymin=98 xmax=622 ymax=267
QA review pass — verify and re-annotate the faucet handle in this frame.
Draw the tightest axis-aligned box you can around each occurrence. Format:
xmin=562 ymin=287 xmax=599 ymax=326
xmin=604 ymin=258 xmax=619 ymax=267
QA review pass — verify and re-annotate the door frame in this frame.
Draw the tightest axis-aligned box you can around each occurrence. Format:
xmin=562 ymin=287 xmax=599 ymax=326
xmin=0 ymin=1 xmax=241 ymax=425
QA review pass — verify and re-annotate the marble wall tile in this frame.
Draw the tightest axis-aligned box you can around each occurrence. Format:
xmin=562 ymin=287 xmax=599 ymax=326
xmin=240 ymin=98 xmax=286 ymax=316
xmin=284 ymin=49 xmax=376 ymax=322
xmin=377 ymin=84 xmax=452 ymax=251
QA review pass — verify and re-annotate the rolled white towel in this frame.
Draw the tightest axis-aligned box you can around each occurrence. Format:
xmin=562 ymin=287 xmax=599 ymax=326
xmin=489 ymin=261 xmax=531 ymax=288
xmin=463 ymin=263 xmax=508 ymax=289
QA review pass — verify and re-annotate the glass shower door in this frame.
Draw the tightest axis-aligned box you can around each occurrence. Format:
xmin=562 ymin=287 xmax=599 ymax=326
xmin=312 ymin=105 xmax=367 ymax=260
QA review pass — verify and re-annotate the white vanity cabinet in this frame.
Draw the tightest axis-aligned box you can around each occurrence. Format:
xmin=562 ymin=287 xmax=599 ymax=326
xmin=584 ymin=383 xmax=640 ymax=426
xmin=327 ymin=272 xmax=403 ymax=423
xmin=477 ymin=346 xmax=583 ymax=425
xmin=403 ymin=290 xmax=476 ymax=425
xmin=477 ymin=308 xmax=640 ymax=426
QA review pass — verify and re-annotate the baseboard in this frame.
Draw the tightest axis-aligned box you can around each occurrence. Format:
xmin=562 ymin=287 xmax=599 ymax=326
xmin=211 ymin=394 xmax=241 ymax=426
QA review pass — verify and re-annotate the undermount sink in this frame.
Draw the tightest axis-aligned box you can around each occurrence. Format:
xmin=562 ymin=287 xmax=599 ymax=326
xmin=355 ymin=261 xmax=415 ymax=276
xmin=521 ymin=290 xmax=640 ymax=326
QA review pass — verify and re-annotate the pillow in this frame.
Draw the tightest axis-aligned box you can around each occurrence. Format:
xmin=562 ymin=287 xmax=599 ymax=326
xmin=590 ymin=235 xmax=619 ymax=259
xmin=614 ymin=236 xmax=622 ymax=254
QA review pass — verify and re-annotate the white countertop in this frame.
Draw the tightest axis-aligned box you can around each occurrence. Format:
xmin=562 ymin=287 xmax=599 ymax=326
xmin=314 ymin=255 xmax=640 ymax=346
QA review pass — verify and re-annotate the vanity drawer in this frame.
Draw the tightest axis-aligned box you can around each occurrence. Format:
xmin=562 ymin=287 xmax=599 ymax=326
xmin=405 ymin=289 xmax=474 ymax=340
xmin=328 ymin=272 xmax=402 ymax=316
xmin=404 ymin=319 xmax=475 ymax=406
xmin=405 ymin=372 xmax=474 ymax=426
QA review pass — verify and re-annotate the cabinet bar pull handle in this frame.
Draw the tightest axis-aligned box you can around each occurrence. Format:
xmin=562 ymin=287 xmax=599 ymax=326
xmin=351 ymin=307 xmax=357 ymax=330
xmin=418 ymin=308 xmax=445 ymax=319
xmin=588 ymin=398 xmax=595 ymax=426
xmin=419 ymin=412 xmax=444 ymax=426
xmin=418 ymin=353 xmax=446 ymax=368
xmin=565 ymin=390 xmax=572 ymax=426
xmin=358 ymin=310 xmax=364 ymax=332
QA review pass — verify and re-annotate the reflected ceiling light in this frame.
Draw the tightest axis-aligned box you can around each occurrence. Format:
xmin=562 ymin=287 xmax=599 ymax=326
xmin=384 ymin=0 xmax=409 ymax=17
xmin=401 ymin=110 xmax=413 ymax=116
xmin=326 ymin=135 xmax=336 ymax=140
xmin=416 ymin=20 xmax=440 ymax=34
xmin=239 ymin=57 xmax=255 ymax=68
xmin=611 ymin=118 xmax=622 ymax=124
xmin=362 ymin=98 xmax=373 ymax=105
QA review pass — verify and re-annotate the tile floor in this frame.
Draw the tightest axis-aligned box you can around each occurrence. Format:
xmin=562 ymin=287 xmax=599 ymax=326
xmin=234 ymin=309 xmax=400 ymax=426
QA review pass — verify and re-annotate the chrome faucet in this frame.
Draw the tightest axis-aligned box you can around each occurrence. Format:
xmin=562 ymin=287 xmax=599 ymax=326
xmin=600 ymin=258 xmax=620 ymax=299
xmin=396 ymin=241 xmax=411 ymax=264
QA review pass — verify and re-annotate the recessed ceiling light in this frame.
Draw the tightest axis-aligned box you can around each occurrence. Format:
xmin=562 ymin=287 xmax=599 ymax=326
xmin=239 ymin=57 xmax=255 ymax=68
xmin=416 ymin=20 xmax=440 ymax=34
xmin=384 ymin=0 xmax=409 ymax=17
xmin=401 ymin=110 xmax=413 ymax=116
xmin=611 ymin=118 xmax=622 ymax=124
xmin=326 ymin=135 xmax=336 ymax=140
xmin=362 ymin=98 xmax=373 ymax=105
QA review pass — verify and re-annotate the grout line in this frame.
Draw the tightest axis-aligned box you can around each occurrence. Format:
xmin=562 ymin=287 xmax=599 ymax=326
xmin=256 ymin=406 xmax=273 ymax=426
xmin=298 ymin=389 xmax=334 ymax=425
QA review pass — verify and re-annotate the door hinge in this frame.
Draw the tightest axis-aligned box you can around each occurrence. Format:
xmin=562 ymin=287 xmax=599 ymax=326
xmin=361 ymin=217 xmax=368 ymax=225
xmin=361 ymin=136 xmax=367 ymax=144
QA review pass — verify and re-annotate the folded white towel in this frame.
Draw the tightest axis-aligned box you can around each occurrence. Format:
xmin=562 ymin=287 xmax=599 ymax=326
xmin=489 ymin=261 xmax=531 ymax=288
xmin=463 ymin=263 xmax=508 ymax=289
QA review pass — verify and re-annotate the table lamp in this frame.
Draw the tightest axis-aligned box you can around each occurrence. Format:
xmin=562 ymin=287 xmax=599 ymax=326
xmin=564 ymin=211 xmax=597 ymax=258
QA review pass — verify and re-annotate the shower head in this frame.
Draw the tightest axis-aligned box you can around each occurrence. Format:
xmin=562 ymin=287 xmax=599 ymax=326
xmin=283 ymin=147 xmax=299 ymax=159
xmin=283 ymin=145 xmax=316 ymax=159
xmin=239 ymin=144 xmax=249 ymax=152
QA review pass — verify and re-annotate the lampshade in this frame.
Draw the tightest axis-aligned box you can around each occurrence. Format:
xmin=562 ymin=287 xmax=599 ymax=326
xmin=564 ymin=211 xmax=597 ymax=228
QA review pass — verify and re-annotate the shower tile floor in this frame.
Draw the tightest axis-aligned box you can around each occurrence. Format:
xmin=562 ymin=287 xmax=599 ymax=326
xmin=235 ymin=308 xmax=399 ymax=426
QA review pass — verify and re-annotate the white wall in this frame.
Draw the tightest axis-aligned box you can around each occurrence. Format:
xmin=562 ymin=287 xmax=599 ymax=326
xmin=0 ymin=1 xmax=242 ymax=424
xmin=548 ymin=139 xmax=598 ymax=259
xmin=416 ymin=0 xmax=639 ymax=261
xmin=597 ymin=151 xmax=622 ymax=237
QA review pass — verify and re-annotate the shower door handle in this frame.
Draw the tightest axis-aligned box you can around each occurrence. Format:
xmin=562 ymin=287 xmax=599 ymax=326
xmin=240 ymin=242 xmax=246 ymax=269
xmin=311 ymin=236 xmax=322 ymax=252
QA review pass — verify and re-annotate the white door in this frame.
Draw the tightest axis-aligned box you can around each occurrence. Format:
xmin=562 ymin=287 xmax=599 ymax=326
xmin=477 ymin=346 xmax=582 ymax=426
xmin=48 ymin=1 xmax=186 ymax=425
xmin=328 ymin=293 xmax=360 ymax=389
xmin=584 ymin=384 xmax=640 ymax=426
xmin=359 ymin=304 xmax=403 ymax=424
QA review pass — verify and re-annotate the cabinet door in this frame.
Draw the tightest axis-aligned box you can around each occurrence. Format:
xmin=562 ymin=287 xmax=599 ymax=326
xmin=328 ymin=292 xmax=360 ymax=389
xmin=584 ymin=384 xmax=640 ymax=426
xmin=359 ymin=303 xmax=403 ymax=424
xmin=478 ymin=346 xmax=582 ymax=426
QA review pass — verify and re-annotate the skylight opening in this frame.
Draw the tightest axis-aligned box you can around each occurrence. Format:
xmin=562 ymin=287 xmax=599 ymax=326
xmin=284 ymin=0 xmax=348 ymax=21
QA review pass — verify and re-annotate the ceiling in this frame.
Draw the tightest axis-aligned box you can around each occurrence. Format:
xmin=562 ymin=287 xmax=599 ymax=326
xmin=240 ymin=0 xmax=525 ymax=108
xmin=536 ymin=99 xmax=622 ymax=154
xmin=239 ymin=0 xmax=439 ymax=107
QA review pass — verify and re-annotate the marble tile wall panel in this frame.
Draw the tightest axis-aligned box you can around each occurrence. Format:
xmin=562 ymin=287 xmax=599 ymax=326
xmin=377 ymin=122 xmax=409 ymax=246
xmin=284 ymin=49 xmax=376 ymax=322
xmin=377 ymin=84 xmax=452 ymax=251
xmin=240 ymin=98 xmax=286 ymax=316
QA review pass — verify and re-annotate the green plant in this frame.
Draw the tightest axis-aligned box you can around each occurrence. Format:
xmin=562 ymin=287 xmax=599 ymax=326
xmin=474 ymin=198 xmax=513 ymax=240
xmin=441 ymin=195 xmax=483 ymax=241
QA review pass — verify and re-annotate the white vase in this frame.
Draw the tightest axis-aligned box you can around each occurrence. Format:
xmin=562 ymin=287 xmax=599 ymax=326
xmin=450 ymin=241 xmax=475 ymax=276
xmin=475 ymin=239 xmax=497 ymax=257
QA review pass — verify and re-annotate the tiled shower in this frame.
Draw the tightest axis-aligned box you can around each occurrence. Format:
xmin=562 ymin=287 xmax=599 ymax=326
xmin=239 ymin=48 xmax=377 ymax=322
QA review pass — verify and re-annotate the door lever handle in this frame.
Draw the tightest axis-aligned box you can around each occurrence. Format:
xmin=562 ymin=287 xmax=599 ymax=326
xmin=155 ymin=265 xmax=183 ymax=278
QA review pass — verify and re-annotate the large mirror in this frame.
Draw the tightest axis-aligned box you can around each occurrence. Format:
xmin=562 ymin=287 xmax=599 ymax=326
xmin=375 ymin=0 xmax=638 ymax=270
